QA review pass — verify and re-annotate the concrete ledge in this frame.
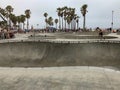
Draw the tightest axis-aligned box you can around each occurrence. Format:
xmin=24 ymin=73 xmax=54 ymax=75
xmin=1 ymin=39 xmax=120 ymax=44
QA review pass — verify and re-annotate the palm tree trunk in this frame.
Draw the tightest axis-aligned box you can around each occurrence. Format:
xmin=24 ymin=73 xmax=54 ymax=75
xmin=68 ymin=24 xmax=70 ymax=31
xmin=18 ymin=23 xmax=20 ymax=32
xmin=83 ymin=15 xmax=86 ymax=31
xmin=62 ymin=17 xmax=63 ymax=31
xmin=27 ymin=19 xmax=29 ymax=30
xmin=19 ymin=23 xmax=20 ymax=29
xmin=46 ymin=17 xmax=47 ymax=29
xmin=77 ymin=19 xmax=79 ymax=30
xmin=65 ymin=19 xmax=66 ymax=31
xmin=0 ymin=14 xmax=6 ymax=22
xmin=74 ymin=21 xmax=76 ymax=31
xmin=59 ymin=16 xmax=61 ymax=30
xmin=71 ymin=21 xmax=72 ymax=30
xmin=77 ymin=22 xmax=78 ymax=30
xmin=56 ymin=23 xmax=57 ymax=29
xmin=9 ymin=19 xmax=11 ymax=28
xmin=23 ymin=23 xmax=24 ymax=30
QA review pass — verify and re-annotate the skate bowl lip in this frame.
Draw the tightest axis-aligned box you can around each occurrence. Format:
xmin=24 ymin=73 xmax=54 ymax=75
xmin=1 ymin=38 xmax=120 ymax=44
xmin=0 ymin=39 xmax=120 ymax=44
xmin=0 ymin=66 xmax=120 ymax=71
xmin=0 ymin=66 xmax=119 ymax=72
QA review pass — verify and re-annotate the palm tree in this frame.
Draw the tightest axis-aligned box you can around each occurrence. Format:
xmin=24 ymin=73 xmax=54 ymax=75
xmin=25 ymin=9 xmax=31 ymax=30
xmin=43 ymin=13 xmax=48 ymax=29
xmin=67 ymin=8 xmax=75 ymax=30
xmin=16 ymin=16 xmax=21 ymax=29
xmin=47 ymin=17 xmax=53 ymax=26
xmin=60 ymin=8 xmax=64 ymax=31
xmin=66 ymin=16 xmax=71 ymax=30
xmin=5 ymin=5 xmax=13 ymax=13
xmin=0 ymin=8 xmax=6 ymax=18
xmin=57 ymin=7 xmax=62 ymax=30
xmin=9 ymin=14 xmax=17 ymax=28
xmin=81 ymin=4 xmax=88 ymax=31
xmin=5 ymin=5 xmax=14 ymax=28
xmin=73 ymin=15 xmax=80 ymax=31
xmin=55 ymin=19 xmax=58 ymax=29
xmin=0 ymin=8 xmax=7 ymax=22
xmin=73 ymin=14 xmax=77 ymax=31
xmin=20 ymin=14 xmax=26 ymax=30
xmin=63 ymin=6 xmax=68 ymax=31
xmin=76 ymin=18 xmax=79 ymax=30
xmin=0 ymin=8 xmax=9 ymax=27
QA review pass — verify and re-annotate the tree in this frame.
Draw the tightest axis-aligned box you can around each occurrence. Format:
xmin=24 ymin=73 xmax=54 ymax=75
xmin=25 ymin=9 xmax=31 ymax=30
xmin=0 ymin=8 xmax=6 ymax=18
xmin=44 ymin=13 xmax=48 ymax=28
xmin=5 ymin=5 xmax=13 ymax=13
xmin=0 ymin=8 xmax=7 ymax=23
xmin=16 ymin=16 xmax=21 ymax=29
xmin=55 ymin=19 xmax=58 ymax=29
xmin=63 ymin=6 xmax=68 ymax=31
xmin=66 ymin=16 xmax=71 ymax=30
xmin=76 ymin=17 xmax=79 ymax=30
xmin=9 ymin=14 xmax=17 ymax=28
xmin=47 ymin=17 xmax=53 ymax=26
xmin=20 ymin=14 xmax=26 ymax=30
xmin=60 ymin=8 xmax=64 ymax=31
xmin=66 ymin=8 xmax=72 ymax=30
xmin=73 ymin=15 xmax=80 ymax=31
xmin=57 ymin=7 xmax=62 ymax=30
xmin=5 ymin=5 xmax=14 ymax=28
xmin=81 ymin=4 xmax=88 ymax=31
xmin=0 ymin=8 xmax=9 ymax=27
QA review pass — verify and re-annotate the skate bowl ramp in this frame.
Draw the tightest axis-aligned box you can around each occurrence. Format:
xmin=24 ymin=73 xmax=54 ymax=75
xmin=0 ymin=67 xmax=120 ymax=90
xmin=0 ymin=41 xmax=120 ymax=68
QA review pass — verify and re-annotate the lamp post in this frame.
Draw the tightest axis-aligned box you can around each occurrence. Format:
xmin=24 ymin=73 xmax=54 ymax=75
xmin=111 ymin=10 xmax=114 ymax=31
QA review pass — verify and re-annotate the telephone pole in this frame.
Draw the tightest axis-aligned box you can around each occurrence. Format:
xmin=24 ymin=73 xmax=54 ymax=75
xmin=111 ymin=10 xmax=114 ymax=31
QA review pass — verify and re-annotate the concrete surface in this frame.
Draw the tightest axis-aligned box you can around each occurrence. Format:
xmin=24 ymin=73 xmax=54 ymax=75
xmin=0 ymin=42 xmax=120 ymax=68
xmin=0 ymin=66 xmax=120 ymax=90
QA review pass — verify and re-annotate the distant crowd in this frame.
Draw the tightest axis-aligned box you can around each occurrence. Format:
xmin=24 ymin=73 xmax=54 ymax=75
xmin=0 ymin=29 xmax=15 ymax=39
xmin=0 ymin=26 xmax=119 ymax=40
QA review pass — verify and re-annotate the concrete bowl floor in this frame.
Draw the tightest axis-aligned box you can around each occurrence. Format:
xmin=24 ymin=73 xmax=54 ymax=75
xmin=0 ymin=66 xmax=120 ymax=90
xmin=29 ymin=33 xmax=118 ymax=40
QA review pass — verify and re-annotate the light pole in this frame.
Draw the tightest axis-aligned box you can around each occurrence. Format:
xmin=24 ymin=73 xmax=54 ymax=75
xmin=111 ymin=10 xmax=114 ymax=31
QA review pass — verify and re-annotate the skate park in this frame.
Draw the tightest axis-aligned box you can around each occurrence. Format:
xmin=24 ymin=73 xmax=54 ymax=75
xmin=0 ymin=32 xmax=120 ymax=90
xmin=0 ymin=1 xmax=120 ymax=89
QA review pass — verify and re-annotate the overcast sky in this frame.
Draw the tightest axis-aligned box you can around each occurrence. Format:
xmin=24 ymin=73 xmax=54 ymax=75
xmin=0 ymin=0 xmax=120 ymax=29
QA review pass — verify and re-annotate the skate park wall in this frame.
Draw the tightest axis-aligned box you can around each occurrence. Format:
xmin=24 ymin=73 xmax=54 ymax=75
xmin=0 ymin=42 xmax=120 ymax=67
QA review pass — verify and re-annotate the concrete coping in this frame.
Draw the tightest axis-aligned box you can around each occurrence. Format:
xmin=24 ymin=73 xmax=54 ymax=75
xmin=0 ymin=39 xmax=120 ymax=44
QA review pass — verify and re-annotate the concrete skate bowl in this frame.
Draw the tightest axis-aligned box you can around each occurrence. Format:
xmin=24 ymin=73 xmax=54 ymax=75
xmin=31 ymin=34 xmax=117 ymax=40
xmin=61 ymin=35 xmax=117 ymax=39
xmin=0 ymin=42 xmax=120 ymax=68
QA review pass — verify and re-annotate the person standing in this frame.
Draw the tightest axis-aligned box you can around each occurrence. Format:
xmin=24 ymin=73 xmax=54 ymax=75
xmin=99 ymin=29 xmax=104 ymax=40
xmin=1 ymin=30 xmax=5 ymax=39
